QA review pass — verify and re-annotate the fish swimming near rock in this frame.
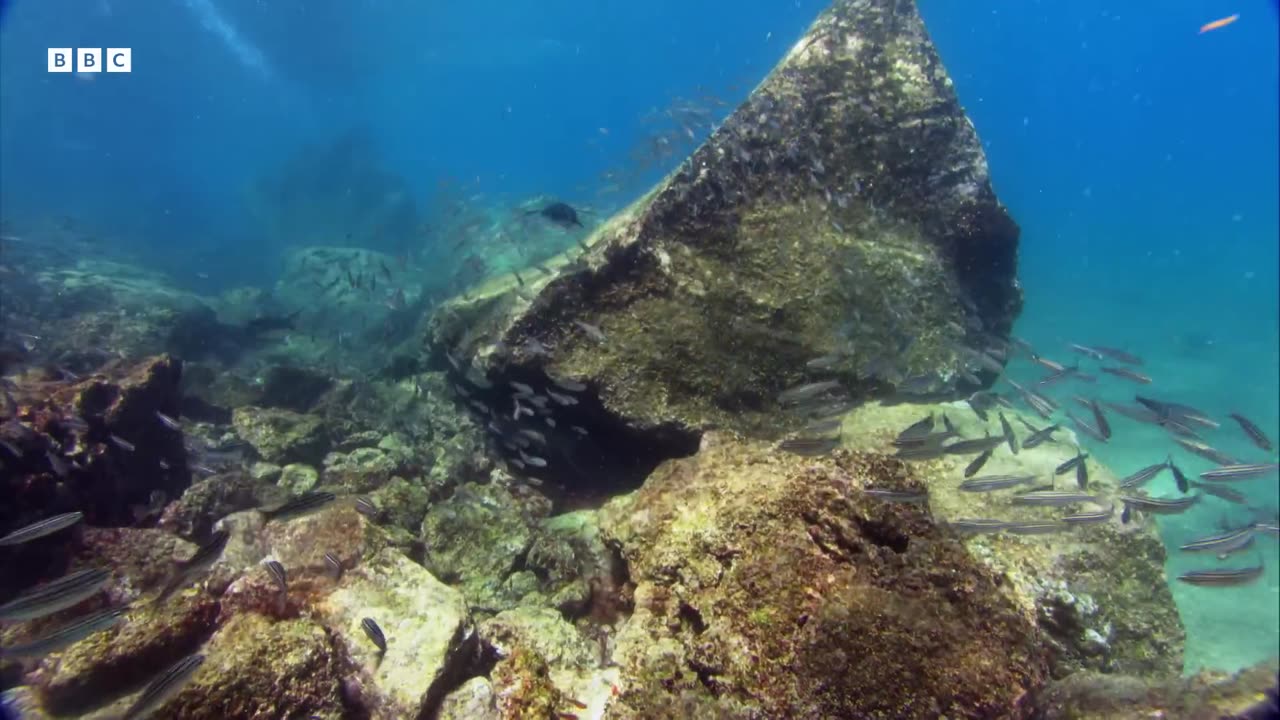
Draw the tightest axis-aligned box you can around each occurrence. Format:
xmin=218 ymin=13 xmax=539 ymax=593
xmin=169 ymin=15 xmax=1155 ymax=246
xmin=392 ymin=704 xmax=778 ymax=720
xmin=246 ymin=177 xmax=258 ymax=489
xmin=943 ymin=435 xmax=1006 ymax=455
xmin=963 ymin=448 xmax=993 ymax=478
xmin=362 ymin=617 xmax=387 ymax=653
xmin=1100 ymin=367 xmax=1152 ymax=384
xmin=862 ymin=487 xmax=929 ymax=504
xmin=1092 ymin=346 xmax=1143 ymax=365
xmin=0 ymin=606 xmax=127 ymax=659
xmin=1012 ymin=490 xmax=1100 ymax=507
xmin=958 ymin=474 xmax=1038 ymax=493
xmin=123 ymin=653 xmax=205 ymax=720
xmin=778 ymin=436 xmax=839 ymax=456
xmin=1087 ymin=399 xmax=1111 ymax=440
xmin=1118 ymin=460 xmax=1170 ymax=489
xmin=527 ymin=201 xmax=585 ymax=229
xmin=0 ymin=511 xmax=84 ymax=546
xmin=1055 ymin=453 xmax=1087 ymax=476
xmin=0 ymin=567 xmax=111 ymax=621
xmin=325 ymin=553 xmax=343 ymax=581
xmin=998 ymin=412 xmax=1019 ymax=455
xmin=948 ymin=518 xmax=1010 ymax=535
xmin=1119 ymin=493 xmax=1201 ymax=515
xmin=1021 ymin=422 xmax=1059 ymax=450
xmin=779 ymin=380 xmax=843 ymax=406
xmin=260 ymin=491 xmax=337 ymax=522
xmin=1061 ymin=506 xmax=1114 ymax=525
xmin=1179 ymin=526 xmax=1256 ymax=555
xmin=1199 ymin=463 xmax=1279 ymax=482
xmin=1174 ymin=438 xmax=1240 ymax=466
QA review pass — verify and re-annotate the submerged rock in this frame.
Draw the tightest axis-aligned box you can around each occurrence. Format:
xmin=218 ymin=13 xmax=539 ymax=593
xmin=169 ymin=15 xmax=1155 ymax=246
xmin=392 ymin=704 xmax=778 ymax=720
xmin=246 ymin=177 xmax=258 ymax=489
xmin=428 ymin=0 xmax=1020 ymax=437
xmin=598 ymin=432 xmax=1048 ymax=718
xmin=232 ymin=405 xmax=329 ymax=465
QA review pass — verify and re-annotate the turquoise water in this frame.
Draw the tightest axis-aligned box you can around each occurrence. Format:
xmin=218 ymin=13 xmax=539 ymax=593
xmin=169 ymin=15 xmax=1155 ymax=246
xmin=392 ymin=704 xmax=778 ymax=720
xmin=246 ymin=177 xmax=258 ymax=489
xmin=2 ymin=0 xmax=1277 ymax=679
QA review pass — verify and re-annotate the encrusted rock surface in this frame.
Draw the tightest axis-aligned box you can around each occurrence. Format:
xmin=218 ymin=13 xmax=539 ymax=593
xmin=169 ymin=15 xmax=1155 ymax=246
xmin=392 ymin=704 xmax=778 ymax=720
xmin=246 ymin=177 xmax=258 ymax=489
xmin=598 ymin=432 xmax=1049 ymax=718
xmin=232 ymin=405 xmax=329 ymax=465
xmin=841 ymin=400 xmax=1186 ymax=677
xmin=428 ymin=0 xmax=1021 ymax=436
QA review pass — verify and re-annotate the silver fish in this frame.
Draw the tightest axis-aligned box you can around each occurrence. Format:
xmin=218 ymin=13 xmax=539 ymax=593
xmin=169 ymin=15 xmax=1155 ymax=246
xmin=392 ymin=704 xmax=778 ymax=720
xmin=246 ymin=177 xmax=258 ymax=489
xmin=1093 ymin=346 xmax=1143 ymax=365
xmin=1022 ymin=423 xmax=1060 ymax=450
xmin=0 ymin=511 xmax=84 ymax=546
xmin=0 ymin=606 xmax=127 ymax=659
xmin=551 ymin=376 xmax=587 ymax=393
xmin=778 ymin=437 xmax=839 ymax=456
xmin=943 ymin=435 xmax=1006 ymax=455
xmin=1119 ymin=494 xmax=1200 ymax=514
xmin=778 ymin=380 xmax=843 ymax=406
xmin=1174 ymin=438 xmax=1240 ymax=466
xmin=1177 ymin=565 xmax=1264 ymax=587
xmin=1055 ymin=453 xmax=1088 ymax=476
xmin=1188 ymin=481 xmax=1248 ymax=505
xmin=1068 ymin=343 xmax=1104 ymax=360
xmin=1228 ymin=412 xmax=1273 ymax=451
xmin=110 ymin=434 xmax=136 ymax=452
xmin=862 ymin=487 xmax=928 ymax=504
xmin=963 ymin=449 xmax=993 ymax=478
xmin=1199 ymin=463 xmax=1279 ymax=482
xmin=1118 ymin=461 xmax=1169 ymax=489
xmin=154 ymin=411 xmax=181 ymax=431
xmin=123 ymin=653 xmax=205 ymax=720
xmin=1100 ymin=367 xmax=1152 ymax=384
xmin=324 ymin=553 xmax=343 ymax=581
xmin=949 ymin=518 xmax=1010 ymax=535
xmin=261 ymin=491 xmax=336 ymax=522
xmin=1004 ymin=521 xmax=1070 ymax=535
xmin=0 ymin=568 xmax=111 ymax=621
xmin=264 ymin=560 xmax=288 ymax=593
xmin=959 ymin=475 xmax=1038 ymax=493
xmin=573 ymin=320 xmax=607 ymax=343
xmin=1066 ymin=410 xmax=1107 ymax=443
xmin=1061 ymin=506 xmax=1114 ymax=525
xmin=1179 ymin=526 xmax=1256 ymax=555
xmin=998 ymin=412 xmax=1018 ymax=455
xmin=1012 ymin=490 xmax=1100 ymax=507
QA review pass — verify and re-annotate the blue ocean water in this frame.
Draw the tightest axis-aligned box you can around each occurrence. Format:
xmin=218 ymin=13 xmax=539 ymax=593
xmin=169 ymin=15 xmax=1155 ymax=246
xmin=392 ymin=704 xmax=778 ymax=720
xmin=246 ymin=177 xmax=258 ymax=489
xmin=1 ymin=0 xmax=1276 ymax=678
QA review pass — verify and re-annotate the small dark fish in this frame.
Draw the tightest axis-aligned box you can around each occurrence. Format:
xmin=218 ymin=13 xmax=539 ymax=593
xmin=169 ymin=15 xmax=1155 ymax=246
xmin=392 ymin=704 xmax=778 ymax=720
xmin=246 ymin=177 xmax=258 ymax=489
xmin=1174 ymin=438 xmax=1240 ymax=466
xmin=778 ymin=437 xmax=839 ymax=456
xmin=959 ymin=474 xmax=1038 ymax=492
xmin=155 ymin=411 xmax=181 ymax=431
xmin=1022 ymin=423 xmax=1060 ymax=450
xmin=109 ymin=434 xmax=136 ymax=452
xmin=1188 ymin=481 xmax=1248 ymax=505
xmin=941 ymin=414 xmax=958 ymax=436
xmin=967 ymin=398 xmax=990 ymax=422
xmin=1032 ymin=355 xmax=1066 ymax=373
xmin=362 ymin=617 xmax=387 ymax=653
xmin=354 ymin=496 xmax=381 ymax=521
xmin=1093 ymin=346 xmax=1143 ymax=365
xmin=1169 ymin=462 xmax=1190 ymax=493
xmin=123 ymin=653 xmax=205 ymax=720
xmin=893 ymin=445 xmax=947 ymax=461
xmin=0 ymin=511 xmax=84 ymax=546
xmin=1076 ymin=459 xmax=1089 ymax=490
xmin=325 ymin=553 xmax=343 ymax=581
xmin=1101 ymin=401 xmax=1161 ymax=424
xmin=943 ymin=435 xmax=1006 ymax=455
xmin=0 ymin=606 xmax=127 ymax=659
xmin=1119 ymin=493 xmax=1200 ymax=514
xmin=572 ymin=320 xmax=607 ymax=343
xmin=963 ymin=449 xmax=993 ymax=478
xmin=863 ymin=487 xmax=929 ymax=504
xmin=1199 ymin=463 xmax=1279 ymax=482
xmin=0 ymin=567 xmax=111 ymax=621
xmin=1159 ymin=417 xmax=1204 ymax=441
xmin=1038 ymin=365 xmax=1080 ymax=387
xmin=949 ymin=518 xmax=1010 ymax=535
xmin=1055 ymin=453 xmax=1088 ymax=476
xmin=1180 ymin=526 xmax=1256 ymax=555
xmin=892 ymin=431 xmax=956 ymax=448
xmin=1061 ymin=506 xmax=1114 ymax=525
xmin=1004 ymin=521 xmax=1070 ymax=535
xmin=264 ymin=560 xmax=287 ymax=594
xmin=1177 ymin=565 xmax=1264 ymax=587
xmin=261 ymin=491 xmax=337 ymax=522
xmin=1121 ymin=504 xmax=1132 ymax=524
xmin=1228 ymin=412 xmax=1273 ymax=451
xmin=998 ymin=412 xmax=1018 ymax=455
xmin=1012 ymin=490 xmax=1100 ymax=507
xmin=1087 ymin=399 xmax=1111 ymax=440
xmin=1119 ymin=461 xmax=1169 ymax=489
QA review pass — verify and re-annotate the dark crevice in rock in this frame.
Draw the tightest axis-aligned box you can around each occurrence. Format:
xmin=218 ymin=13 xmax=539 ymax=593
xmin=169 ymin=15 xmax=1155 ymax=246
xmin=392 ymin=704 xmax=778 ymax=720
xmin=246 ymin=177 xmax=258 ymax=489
xmin=678 ymin=601 xmax=708 ymax=635
xmin=443 ymin=362 xmax=700 ymax=511
xmin=688 ymin=657 xmax=723 ymax=696
xmin=854 ymin=516 xmax=911 ymax=554
xmin=420 ymin=623 xmax=483 ymax=720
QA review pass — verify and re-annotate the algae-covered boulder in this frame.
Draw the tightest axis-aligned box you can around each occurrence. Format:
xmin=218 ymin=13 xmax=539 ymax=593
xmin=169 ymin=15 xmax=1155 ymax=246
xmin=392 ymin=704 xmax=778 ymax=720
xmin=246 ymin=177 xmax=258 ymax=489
xmin=420 ymin=481 xmax=544 ymax=611
xmin=840 ymin=400 xmax=1185 ymax=677
xmin=278 ymin=462 xmax=320 ymax=494
xmin=428 ymin=0 xmax=1020 ymax=437
xmin=598 ymin=432 xmax=1048 ymax=718
xmin=232 ymin=405 xmax=329 ymax=464
xmin=318 ymin=548 xmax=473 ymax=720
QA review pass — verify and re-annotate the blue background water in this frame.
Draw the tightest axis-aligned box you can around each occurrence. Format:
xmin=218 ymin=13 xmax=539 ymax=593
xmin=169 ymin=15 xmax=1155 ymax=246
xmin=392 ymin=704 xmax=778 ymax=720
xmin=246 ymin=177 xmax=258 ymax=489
xmin=1 ymin=0 xmax=1276 ymax=673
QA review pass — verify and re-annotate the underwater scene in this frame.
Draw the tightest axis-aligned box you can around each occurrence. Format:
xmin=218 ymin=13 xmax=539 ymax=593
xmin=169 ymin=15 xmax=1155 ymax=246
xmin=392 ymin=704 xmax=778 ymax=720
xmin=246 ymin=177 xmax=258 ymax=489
xmin=0 ymin=0 xmax=1277 ymax=718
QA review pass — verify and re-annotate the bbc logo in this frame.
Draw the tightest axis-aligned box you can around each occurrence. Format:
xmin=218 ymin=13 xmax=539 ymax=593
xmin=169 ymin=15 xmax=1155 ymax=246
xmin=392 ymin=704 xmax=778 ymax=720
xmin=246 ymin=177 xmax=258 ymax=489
xmin=48 ymin=48 xmax=131 ymax=73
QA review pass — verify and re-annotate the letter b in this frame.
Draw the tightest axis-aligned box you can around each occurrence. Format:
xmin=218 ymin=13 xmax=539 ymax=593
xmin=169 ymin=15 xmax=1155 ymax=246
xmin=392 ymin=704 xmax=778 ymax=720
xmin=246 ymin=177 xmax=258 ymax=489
xmin=77 ymin=48 xmax=102 ymax=72
xmin=48 ymin=48 xmax=72 ymax=72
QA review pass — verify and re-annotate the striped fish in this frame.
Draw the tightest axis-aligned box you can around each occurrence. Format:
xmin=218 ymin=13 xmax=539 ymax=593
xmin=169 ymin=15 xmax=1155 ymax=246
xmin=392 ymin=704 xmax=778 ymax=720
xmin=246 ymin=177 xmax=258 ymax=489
xmin=1179 ymin=526 xmax=1256 ymax=555
xmin=1177 ymin=565 xmax=1264 ymax=587
xmin=0 ymin=568 xmax=111 ymax=621
xmin=1055 ymin=453 xmax=1088 ymax=476
xmin=1101 ymin=401 xmax=1161 ymax=425
xmin=1061 ymin=506 xmax=1114 ymax=525
xmin=0 ymin=511 xmax=84 ymax=546
xmin=1012 ymin=490 xmax=1099 ymax=507
xmin=1199 ymin=463 xmax=1279 ymax=482
xmin=1022 ymin=423 xmax=1060 ymax=450
xmin=1173 ymin=438 xmax=1239 ymax=467
xmin=0 ymin=607 xmax=127 ymax=659
xmin=1066 ymin=410 xmax=1107 ymax=443
xmin=325 ymin=553 xmax=344 ymax=581
xmin=778 ymin=437 xmax=839 ymax=456
xmin=1118 ymin=461 xmax=1169 ymax=490
xmin=1119 ymin=494 xmax=1200 ymax=514
xmin=963 ymin=449 xmax=993 ymax=478
xmin=948 ymin=518 xmax=1011 ymax=535
xmin=155 ymin=530 xmax=229 ymax=604
xmin=1228 ymin=412 xmax=1273 ymax=451
xmin=998 ymin=412 xmax=1018 ymax=455
xmin=1100 ymin=366 xmax=1152 ymax=384
xmin=362 ymin=617 xmax=387 ymax=653
xmin=959 ymin=475 xmax=1037 ymax=493
xmin=863 ymin=487 xmax=929 ymax=504
xmin=1187 ymin=481 xmax=1248 ymax=505
xmin=1004 ymin=521 xmax=1070 ymax=535
xmin=123 ymin=653 xmax=205 ymax=719
xmin=263 ymin=560 xmax=287 ymax=594
xmin=1088 ymin=399 xmax=1112 ymax=440
xmin=354 ymin=496 xmax=381 ymax=520
xmin=261 ymin=491 xmax=337 ymax=522
xmin=943 ymin=435 xmax=1006 ymax=455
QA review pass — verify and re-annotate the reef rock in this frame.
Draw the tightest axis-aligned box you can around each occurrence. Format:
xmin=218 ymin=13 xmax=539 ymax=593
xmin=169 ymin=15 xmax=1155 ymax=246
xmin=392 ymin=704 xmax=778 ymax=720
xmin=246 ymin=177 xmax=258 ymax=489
xmin=841 ymin=400 xmax=1186 ymax=677
xmin=428 ymin=0 xmax=1020 ymax=437
xmin=598 ymin=432 xmax=1048 ymax=719
xmin=232 ymin=405 xmax=329 ymax=465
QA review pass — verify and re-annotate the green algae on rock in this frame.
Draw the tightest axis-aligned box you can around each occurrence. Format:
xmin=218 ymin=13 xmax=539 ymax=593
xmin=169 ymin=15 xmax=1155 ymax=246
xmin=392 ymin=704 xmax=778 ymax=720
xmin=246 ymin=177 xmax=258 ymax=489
xmin=427 ymin=0 xmax=1021 ymax=437
xmin=232 ymin=405 xmax=330 ymax=465
xmin=597 ymin=432 xmax=1048 ymax=718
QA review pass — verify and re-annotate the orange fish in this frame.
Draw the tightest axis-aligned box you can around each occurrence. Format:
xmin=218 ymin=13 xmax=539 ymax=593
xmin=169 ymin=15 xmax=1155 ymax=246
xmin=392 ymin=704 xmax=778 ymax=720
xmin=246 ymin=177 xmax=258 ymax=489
xmin=1199 ymin=14 xmax=1239 ymax=34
